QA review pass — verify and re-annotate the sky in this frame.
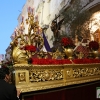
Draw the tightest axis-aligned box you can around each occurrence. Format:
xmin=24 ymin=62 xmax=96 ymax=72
xmin=0 ymin=0 xmax=26 ymax=55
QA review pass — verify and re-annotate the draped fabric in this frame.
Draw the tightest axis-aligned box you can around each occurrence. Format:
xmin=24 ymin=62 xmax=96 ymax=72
xmin=42 ymin=32 xmax=51 ymax=52
xmin=23 ymin=81 xmax=100 ymax=100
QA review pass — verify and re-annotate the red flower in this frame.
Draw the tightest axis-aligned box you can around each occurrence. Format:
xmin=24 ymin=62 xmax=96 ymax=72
xmin=61 ymin=37 xmax=75 ymax=48
xmin=24 ymin=45 xmax=37 ymax=52
xmin=89 ymin=41 xmax=99 ymax=51
xmin=31 ymin=59 xmax=72 ymax=65
xmin=72 ymin=59 xmax=100 ymax=64
xmin=31 ymin=58 xmax=100 ymax=65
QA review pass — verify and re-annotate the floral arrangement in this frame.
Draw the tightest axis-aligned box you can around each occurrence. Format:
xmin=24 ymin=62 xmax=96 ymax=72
xmin=31 ymin=58 xmax=100 ymax=65
xmin=24 ymin=45 xmax=37 ymax=52
xmin=61 ymin=37 xmax=75 ymax=48
xmin=32 ymin=59 xmax=72 ymax=65
xmin=89 ymin=41 xmax=99 ymax=51
xmin=72 ymin=59 xmax=100 ymax=64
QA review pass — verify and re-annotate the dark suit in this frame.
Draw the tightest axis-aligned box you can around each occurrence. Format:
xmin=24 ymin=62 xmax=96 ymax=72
xmin=0 ymin=79 xmax=19 ymax=100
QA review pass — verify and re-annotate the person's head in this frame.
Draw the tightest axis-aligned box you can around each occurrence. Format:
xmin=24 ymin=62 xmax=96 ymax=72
xmin=0 ymin=67 xmax=11 ymax=83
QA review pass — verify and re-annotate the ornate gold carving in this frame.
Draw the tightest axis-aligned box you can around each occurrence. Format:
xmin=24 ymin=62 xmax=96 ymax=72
xmin=52 ymin=49 xmax=65 ymax=59
xmin=26 ymin=11 xmax=39 ymax=35
xmin=64 ymin=48 xmax=73 ymax=59
xmin=72 ymin=67 xmax=100 ymax=78
xmin=13 ymin=64 xmax=100 ymax=93
xmin=66 ymin=69 xmax=72 ymax=77
xmin=13 ymin=64 xmax=64 ymax=69
xmin=18 ymin=83 xmax=65 ymax=93
xmin=10 ymin=40 xmax=28 ymax=64
xmin=29 ymin=69 xmax=63 ymax=82
xmin=36 ymin=51 xmax=49 ymax=59
xmin=14 ymin=70 xmax=29 ymax=85
xmin=18 ymin=72 xmax=26 ymax=82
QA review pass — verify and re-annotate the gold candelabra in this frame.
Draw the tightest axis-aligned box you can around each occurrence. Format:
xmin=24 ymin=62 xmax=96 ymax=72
xmin=10 ymin=7 xmax=44 ymax=64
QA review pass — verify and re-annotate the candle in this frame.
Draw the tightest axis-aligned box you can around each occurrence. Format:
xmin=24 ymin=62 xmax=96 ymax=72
xmin=35 ymin=15 xmax=38 ymax=22
xmin=31 ymin=8 xmax=34 ymax=14
xmin=14 ymin=30 xmax=17 ymax=37
xmin=22 ymin=16 xmax=24 ymax=22
xmin=27 ymin=6 xmax=31 ymax=13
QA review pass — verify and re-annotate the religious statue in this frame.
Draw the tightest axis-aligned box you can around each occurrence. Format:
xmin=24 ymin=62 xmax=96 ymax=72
xmin=51 ymin=20 xmax=60 ymax=41
xmin=51 ymin=17 xmax=64 ymax=43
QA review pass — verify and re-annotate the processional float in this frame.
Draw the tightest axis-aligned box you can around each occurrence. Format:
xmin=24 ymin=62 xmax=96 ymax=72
xmin=10 ymin=8 xmax=100 ymax=94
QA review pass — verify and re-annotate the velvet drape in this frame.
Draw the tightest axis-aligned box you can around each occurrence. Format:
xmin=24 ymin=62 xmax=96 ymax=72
xmin=23 ymin=81 xmax=100 ymax=100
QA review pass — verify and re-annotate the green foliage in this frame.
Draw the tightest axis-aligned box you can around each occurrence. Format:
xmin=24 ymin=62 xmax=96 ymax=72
xmin=61 ymin=0 xmax=82 ymax=24
xmin=61 ymin=0 xmax=93 ymax=39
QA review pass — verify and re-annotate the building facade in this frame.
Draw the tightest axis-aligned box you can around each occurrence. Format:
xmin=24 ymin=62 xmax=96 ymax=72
xmin=16 ymin=0 xmax=100 ymax=45
xmin=5 ymin=0 xmax=100 ymax=61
